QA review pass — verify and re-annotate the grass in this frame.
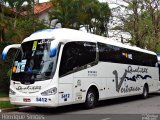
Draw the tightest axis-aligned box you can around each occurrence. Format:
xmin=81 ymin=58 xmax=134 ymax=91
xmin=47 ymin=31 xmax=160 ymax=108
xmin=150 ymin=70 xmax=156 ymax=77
xmin=0 ymin=91 xmax=11 ymax=108
xmin=0 ymin=101 xmax=14 ymax=108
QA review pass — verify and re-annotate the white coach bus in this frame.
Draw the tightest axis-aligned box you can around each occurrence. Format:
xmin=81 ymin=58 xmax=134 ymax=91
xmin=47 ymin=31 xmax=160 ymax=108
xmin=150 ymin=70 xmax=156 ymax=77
xmin=2 ymin=28 xmax=159 ymax=109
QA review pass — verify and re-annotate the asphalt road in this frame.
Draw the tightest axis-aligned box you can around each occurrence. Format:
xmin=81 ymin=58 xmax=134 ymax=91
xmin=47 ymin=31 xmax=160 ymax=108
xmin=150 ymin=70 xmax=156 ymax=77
xmin=1 ymin=92 xmax=160 ymax=120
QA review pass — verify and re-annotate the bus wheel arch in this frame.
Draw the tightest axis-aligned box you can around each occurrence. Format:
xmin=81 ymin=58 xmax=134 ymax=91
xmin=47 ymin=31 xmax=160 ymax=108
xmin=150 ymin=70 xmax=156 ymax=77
xmin=142 ymin=83 xmax=149 ymax=99
xmin=84 ymin=85 xmax=99 ymax=109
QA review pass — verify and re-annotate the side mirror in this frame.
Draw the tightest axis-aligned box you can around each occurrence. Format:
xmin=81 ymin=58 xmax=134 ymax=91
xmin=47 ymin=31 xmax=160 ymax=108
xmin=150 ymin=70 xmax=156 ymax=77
xmin=49 ymin=41 xmax=59 ymax=57
xmin=2 ymin=44 xmax=21 ymax=61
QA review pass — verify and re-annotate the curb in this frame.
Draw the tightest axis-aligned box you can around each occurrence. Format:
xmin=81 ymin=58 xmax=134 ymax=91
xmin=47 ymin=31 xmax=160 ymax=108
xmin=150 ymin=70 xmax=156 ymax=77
xmin=0 ymin=97 xmax=9 ymax=101
xmin=0 ymin=107 xmax=19 ymax=113
xmin=0 ymin=106 xmax=35 ymax=113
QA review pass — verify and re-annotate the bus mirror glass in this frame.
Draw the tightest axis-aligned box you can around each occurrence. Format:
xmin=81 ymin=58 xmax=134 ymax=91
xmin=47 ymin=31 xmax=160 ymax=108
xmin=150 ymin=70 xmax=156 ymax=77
xmin=2 ymin=44 xmax=21 ymax=61
xmin=49 ymin=41 xmax=58 ymax=57
xmin=49 ymin=48 xmax=57 ymax=58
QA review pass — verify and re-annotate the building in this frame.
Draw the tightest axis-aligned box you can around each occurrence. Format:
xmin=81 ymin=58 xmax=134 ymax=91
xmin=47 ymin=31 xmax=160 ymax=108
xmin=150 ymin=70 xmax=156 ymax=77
xmin=34 ymin=2 xmax=52 ymax=24
xmin=11 ymin=1 xmax=52 ymax=25
xmin=19 ymin=1 xmax=52 ymax=24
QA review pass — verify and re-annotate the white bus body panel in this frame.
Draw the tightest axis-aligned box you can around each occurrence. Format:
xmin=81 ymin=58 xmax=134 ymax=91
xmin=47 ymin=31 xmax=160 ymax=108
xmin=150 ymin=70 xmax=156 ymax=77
xmin=58 ymin=62 xmax=159 ymax=106
xmin=58 ymin=74 xmax=73 ymax=105
xmin=9 ymin=78 xmax=59 ymax=107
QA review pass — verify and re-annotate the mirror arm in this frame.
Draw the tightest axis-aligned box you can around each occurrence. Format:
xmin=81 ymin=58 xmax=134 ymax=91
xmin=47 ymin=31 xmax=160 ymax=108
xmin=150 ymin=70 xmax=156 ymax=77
xmin=2 ymin=44 xmax=21 ymax=61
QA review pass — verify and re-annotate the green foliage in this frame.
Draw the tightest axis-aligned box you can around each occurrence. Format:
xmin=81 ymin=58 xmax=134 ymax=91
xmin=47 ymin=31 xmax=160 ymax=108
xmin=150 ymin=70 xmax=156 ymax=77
xmin=0 ymin=17 xmax=48 ymax=43
xmin=1 ymin=0 xmax=48 ymax=43
xmin=0 ymin=19 xmax=48 ymax=91
xmin=49 ymin=0 xmax=111 ymax=36
xmin=16 ymin=18 xmax=48 ymax=41
xmin=119 ymin=0 xmax=160 ymax=51
xmin=0 ymin=43 xmax=15 ymax=93
xmin=0 ymin=101 xmax=13 ymax=108
xmin=156 ymin=45 xmax=160 ymax=52
xmin=0 ymin=0 xmax=49 ymax=93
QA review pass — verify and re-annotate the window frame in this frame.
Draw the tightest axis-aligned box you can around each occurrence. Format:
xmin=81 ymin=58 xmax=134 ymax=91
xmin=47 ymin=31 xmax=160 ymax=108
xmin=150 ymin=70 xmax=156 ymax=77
xmin=98 ymin=42 xmax=157 ymax=67
xmin=59 ymin=41 xmax=98 ymax=77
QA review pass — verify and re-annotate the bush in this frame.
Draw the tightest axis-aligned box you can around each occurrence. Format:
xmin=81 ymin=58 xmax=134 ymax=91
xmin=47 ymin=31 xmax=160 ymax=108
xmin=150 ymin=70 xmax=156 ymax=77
xmin=0 ymin=42 xmax=16 ymax=94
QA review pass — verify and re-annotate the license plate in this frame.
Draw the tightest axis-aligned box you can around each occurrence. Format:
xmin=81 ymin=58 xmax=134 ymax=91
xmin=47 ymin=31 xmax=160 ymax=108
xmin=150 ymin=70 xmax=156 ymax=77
xmin=23 ymin=98 xmax=31 ymax=102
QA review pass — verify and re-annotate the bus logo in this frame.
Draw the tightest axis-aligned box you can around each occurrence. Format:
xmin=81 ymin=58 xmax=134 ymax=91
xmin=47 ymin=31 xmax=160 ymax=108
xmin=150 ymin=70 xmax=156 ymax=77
xmin=113 ymin=66 xmax=152 ymax=93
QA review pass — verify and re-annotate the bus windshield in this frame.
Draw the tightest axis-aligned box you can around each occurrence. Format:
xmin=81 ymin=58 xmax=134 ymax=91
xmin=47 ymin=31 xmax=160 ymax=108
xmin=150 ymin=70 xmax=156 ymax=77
xmin=11 ymin=39 xmax=58 ymax=84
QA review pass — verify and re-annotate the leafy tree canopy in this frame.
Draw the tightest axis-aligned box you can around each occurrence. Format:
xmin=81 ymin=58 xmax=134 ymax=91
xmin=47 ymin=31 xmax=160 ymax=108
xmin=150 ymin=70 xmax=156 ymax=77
xmin=49 ymin=0 xmax=111 ymax=36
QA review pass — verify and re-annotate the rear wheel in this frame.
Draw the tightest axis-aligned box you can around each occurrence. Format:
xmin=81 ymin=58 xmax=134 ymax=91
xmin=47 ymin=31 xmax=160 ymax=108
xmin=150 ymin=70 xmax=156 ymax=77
xmin=142 ymin=85 xmax=149 ymax=99
xmin=85 ymin=89 xmax=97 ymax=109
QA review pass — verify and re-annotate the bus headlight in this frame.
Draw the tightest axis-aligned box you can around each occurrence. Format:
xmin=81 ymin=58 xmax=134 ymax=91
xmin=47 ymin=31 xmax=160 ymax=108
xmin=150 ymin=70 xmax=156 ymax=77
xmin=41 ymin=87 xmax=57 ymax=96
xmin=9 ymin=88 xmax=16 ymax=95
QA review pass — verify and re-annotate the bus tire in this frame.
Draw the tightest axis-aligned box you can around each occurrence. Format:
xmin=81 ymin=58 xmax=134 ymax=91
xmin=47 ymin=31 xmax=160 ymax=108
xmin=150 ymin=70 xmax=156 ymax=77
xmin=142 ymin=84 xmax=149 ymax=99
xmin=85 ymin=89 xmax=97 ymax=109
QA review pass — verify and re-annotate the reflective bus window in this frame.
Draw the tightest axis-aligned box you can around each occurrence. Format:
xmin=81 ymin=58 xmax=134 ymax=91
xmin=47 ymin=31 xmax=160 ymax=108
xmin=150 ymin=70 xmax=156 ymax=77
xmin=98 ymin=42 xmax=157 ymax=67
xmin=59 ymin=42 xmax=96 ymax=76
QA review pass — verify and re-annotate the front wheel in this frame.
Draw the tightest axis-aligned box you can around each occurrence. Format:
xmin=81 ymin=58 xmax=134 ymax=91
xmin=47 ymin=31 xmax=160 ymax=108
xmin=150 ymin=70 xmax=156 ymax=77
xmin=85 ymin=89 xmax=97 ymax=109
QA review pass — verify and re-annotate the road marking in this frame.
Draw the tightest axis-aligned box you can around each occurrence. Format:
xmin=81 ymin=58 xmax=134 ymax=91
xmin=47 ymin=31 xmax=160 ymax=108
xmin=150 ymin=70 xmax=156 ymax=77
xmin=0 ymin=109 xmax=1 ymax=112
xmin=101 ymin=117 xmax=111 ymax=120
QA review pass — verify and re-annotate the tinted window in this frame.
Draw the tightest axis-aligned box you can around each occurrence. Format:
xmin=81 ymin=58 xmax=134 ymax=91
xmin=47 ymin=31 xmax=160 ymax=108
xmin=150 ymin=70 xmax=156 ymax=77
xmin=98 ymin=42 xmax=124 ymax=63
xmin=131 ymin=50 xmax=157 ymax=67
xmin=59 ymin=42 xmax=96 ymax=76
xmin=98 ymin=42 xmax=157 ymax=67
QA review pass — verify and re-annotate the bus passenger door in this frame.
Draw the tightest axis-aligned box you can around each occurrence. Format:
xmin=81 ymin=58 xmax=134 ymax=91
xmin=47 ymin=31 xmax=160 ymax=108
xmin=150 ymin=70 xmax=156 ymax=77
xmin=58 ymin=75 xmax=73 ymax=105
xmin=58 ymin=43 xmax=76 ymax=105
xmin=58 ymin=41 xmax=97 ymax=104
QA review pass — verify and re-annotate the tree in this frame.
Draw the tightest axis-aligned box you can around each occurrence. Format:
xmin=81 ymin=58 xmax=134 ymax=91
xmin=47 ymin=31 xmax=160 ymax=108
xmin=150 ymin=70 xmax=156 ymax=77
xmin=92 ymin=2 xmax=111 ymax=36
xmin=4 ymin=0 xmax=33 ymax=28
xmin=0 ymin=0 xmax=48 ymax=43
xmin=0 ymin=0 xmax=6 ymax=42
xmin=110 ymin=0 xmax=160 ymax=51
xmin=0 ymin=0 xmax=48 ymax=93
xmin=49 ymin=0 xmax=111 ymax=36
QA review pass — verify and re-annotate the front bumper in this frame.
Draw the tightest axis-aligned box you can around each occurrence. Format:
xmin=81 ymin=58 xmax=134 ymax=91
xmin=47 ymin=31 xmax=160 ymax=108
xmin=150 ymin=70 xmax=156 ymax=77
xmin=10 ymin=96 xmax=58 ymax=107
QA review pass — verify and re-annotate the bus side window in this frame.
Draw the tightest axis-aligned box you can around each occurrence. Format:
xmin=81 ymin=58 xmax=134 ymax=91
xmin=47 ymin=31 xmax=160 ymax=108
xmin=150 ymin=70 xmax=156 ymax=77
xmin=98 ymin=42 xmax=157 ymax=67
xmin=98 ymin=42 xmax=123 ymax=63
xmin=59 ymin=42 xmax=96 ymax=77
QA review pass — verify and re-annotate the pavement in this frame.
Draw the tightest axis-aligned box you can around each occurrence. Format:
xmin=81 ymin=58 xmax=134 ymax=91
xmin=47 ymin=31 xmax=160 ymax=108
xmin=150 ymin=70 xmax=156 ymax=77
xmin=0 ymin=97 xmax=9 ymax=101
xmin=0 ymin=91 xmax=160 ymax=113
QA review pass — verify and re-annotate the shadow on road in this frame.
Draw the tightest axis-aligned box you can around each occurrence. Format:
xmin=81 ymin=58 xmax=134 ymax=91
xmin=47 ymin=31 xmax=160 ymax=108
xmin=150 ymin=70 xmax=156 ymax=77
xmin=97 ymin=92 xmax=160 ymax=108
xmin=19 ymin=103 xmax=84 ymax=115
xmin=18 ymin=92 xmax=160 ymax=114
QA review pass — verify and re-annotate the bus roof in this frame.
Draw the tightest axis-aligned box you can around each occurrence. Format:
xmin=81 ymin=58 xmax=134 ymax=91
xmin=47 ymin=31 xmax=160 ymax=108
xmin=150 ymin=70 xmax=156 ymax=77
xmin=23 ymin=28 xmax=156 ymax=55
